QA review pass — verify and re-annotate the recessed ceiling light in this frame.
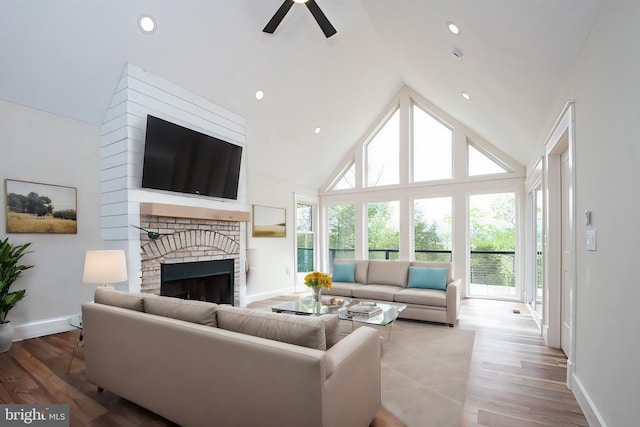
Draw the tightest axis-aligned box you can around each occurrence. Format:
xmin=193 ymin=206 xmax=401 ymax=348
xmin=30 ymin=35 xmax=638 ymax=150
xmin=138 ymin=15 xmax=157 ymax=34
xmin=447 ymin=22 xmax=460 ymax=35
xmin=255 ymin=90 xmax=264 ymax=101
xmin=314 ymin=127 xmax=321 ymax=134
xmin=462 ymin=92 xmax=471 ymax=100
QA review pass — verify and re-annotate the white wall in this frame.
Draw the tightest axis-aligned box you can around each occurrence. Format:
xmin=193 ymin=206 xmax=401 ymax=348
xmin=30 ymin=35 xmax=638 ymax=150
xmin=244 ymin=170 xmax=317 ymax=303
xmin=0 ymin=99 xmax=101 ymax=339
xmin=547 ymin=1 xmax=640 ymax=425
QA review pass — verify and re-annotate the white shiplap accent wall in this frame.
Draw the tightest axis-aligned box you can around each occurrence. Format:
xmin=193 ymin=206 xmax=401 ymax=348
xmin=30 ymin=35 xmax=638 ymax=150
xmin=99 ymin=63 xmax=248 ymax=294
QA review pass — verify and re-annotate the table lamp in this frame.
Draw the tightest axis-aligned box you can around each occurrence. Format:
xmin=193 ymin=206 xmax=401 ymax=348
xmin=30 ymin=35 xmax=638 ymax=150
xmin=83 ymin=250 xmax=128 ymax=287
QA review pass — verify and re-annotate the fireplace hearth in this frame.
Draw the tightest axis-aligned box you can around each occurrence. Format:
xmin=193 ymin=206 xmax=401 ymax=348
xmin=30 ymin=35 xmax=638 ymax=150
xmin=161 ymin=259 xmax=234 ymax=305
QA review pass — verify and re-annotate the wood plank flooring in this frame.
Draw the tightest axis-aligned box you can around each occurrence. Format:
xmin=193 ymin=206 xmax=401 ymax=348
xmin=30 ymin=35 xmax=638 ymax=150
xmin=0 ymin=297 xmax=588 ymax=427
xmin=458 ymin=299 xmax=588 ymax=427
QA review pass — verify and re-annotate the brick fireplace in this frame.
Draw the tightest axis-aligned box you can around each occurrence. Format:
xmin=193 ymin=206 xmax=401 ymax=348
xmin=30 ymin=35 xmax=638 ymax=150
xmin=138 ymin=204 xmax=247 ymax=306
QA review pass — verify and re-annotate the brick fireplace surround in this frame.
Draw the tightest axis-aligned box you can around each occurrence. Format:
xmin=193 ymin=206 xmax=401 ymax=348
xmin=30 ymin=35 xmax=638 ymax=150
xmin=138 ymin=214 xmax=242 ymax=305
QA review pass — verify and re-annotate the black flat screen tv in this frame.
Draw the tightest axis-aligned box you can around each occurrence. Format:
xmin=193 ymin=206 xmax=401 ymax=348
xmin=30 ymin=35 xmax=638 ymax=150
xmin=141 ymin=115 xmax=243 ymax=200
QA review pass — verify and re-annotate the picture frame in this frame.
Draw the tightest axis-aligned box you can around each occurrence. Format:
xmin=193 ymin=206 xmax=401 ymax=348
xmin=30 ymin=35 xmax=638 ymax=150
xmin=252 ymin=204 xmax=286 ymax=237
xmin=5 ymin=179 xmax=78 ymax=234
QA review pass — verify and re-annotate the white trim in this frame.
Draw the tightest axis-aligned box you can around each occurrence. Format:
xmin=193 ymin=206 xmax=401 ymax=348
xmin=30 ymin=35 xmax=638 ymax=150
xmin=543 ymin=102 xmax=576 ymax=355
xmin=12 ymin=314 xmax=80 ymax=341
xmin=571 ymin=374 xmax=607 ymax=427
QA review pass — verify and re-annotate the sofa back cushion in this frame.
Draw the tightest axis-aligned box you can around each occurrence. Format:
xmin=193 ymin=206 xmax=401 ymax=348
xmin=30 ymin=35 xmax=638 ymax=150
xmin=320 ymin=314 xmax=340 ymax=348
xmin=95 ymin=288 xmax=145 ymax=312
xmin=367 ymin=260 xmax=410 ymax=287
xmin=410 ymin=261 xmax=453 ymax=283
xmin=216 ymin=306 xmax=329 ymax=351
xmin=144 ymin=295 xmax=218 ymax=327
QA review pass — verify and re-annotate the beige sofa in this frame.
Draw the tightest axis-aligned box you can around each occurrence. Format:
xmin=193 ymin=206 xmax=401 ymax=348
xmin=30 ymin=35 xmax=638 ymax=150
xmin=82 ymin=288 xmax=381 ymax=427
xmin=325 ymin=260 xmax=461 ymax=327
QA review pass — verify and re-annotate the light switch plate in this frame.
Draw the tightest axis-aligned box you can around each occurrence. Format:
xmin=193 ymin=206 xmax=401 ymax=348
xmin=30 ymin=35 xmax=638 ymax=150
xmin=586 ymin=230 xmax=597 ymax=251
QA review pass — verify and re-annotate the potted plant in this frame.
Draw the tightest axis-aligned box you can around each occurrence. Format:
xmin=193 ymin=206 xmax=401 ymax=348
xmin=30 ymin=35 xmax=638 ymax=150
xmin=0 ymin=237 xmax=33 ymax=352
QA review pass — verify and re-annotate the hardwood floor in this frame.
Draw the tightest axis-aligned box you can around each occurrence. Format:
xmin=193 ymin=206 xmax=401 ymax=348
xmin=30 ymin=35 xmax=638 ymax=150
xmin=458 ymin=299 xmax=588 ymax=427
xmin=0 ymin=298 xmax=588 ymax=427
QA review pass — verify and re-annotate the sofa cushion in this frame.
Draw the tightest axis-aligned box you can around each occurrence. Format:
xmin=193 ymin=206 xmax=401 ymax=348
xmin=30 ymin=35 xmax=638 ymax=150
xmin=352 ymin=284 xmax=404 ymax=301
xmin=335 ymin=259 xmax=369 ymax=284
xmin=144 ymin=295 xmax=218 ymax=327
xmin=332 ymin=262 xmax=356 ymax=282
xmin=95 ymin=288 xmax=144 ymax=312
xmin=410 ymin=261 xmax=453 ymax=283
xmin=325 ymin=282 xmax=364 ymax=297
xmin=367 ymin=260 xmax=410 ymax=287
xmin=216 ymin=306 xmax=328 ymax=351
xmin=320 ymin=314 xmax=340 ymax=348
xmin=394 ymin=288 xmax=447 ymax=307
xmin=408 ymin=266 xmax=448 ymax=291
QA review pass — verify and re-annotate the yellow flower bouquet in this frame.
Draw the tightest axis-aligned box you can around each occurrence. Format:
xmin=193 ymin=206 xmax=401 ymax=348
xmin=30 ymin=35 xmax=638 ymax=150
xmin=304 ymin=271 xmax=332 ymax=302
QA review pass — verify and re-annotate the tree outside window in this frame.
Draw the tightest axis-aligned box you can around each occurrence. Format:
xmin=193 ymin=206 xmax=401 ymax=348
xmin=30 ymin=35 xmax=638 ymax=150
xmin=367 ymin=201 xmax=399 ymax=260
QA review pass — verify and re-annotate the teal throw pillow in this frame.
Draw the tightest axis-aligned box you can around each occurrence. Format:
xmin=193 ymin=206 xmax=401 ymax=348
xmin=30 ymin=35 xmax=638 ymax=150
xmin=332 ymin=263 xmax=356 ymax=283
xmin=407 ymin=267 xmax=448 ymax=291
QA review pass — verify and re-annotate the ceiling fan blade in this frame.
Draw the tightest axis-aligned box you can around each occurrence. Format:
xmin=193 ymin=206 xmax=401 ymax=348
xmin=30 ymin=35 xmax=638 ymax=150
xmin=263 ymin=0 xmax=295 ymax=34
xmin=305 ymin=0 xmax=337 ymax=38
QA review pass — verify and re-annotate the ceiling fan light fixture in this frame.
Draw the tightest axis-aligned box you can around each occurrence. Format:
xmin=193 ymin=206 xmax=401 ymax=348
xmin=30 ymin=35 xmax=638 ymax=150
xmin=263 ymin=0 xmax=336 ymax=38
xmin=447 ymin=22 xmax=460 ymax=35
xmin=138 ymin=14 xmax=157 ymax=35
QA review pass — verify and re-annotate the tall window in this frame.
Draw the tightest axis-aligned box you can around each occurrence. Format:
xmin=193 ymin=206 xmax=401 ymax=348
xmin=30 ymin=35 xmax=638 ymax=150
xmin=366 ymin=109 xmax=399 ymax=187
xmin=327 ymin=204 xmax=355 ymax=267
xmin=535 ymin=186 xmax=543 ymax=314
xmin=469 ymin=192 xmax=517 ymax=298
xmin=414 ymin=197 xmax=452 ymax=261
xmin=368 ymin=201 xmax=400 ymax=260
xmin=413 ymin=104 xmax=452 ymax=182
xmin=296 ymin=203 xmax=314 ymax=273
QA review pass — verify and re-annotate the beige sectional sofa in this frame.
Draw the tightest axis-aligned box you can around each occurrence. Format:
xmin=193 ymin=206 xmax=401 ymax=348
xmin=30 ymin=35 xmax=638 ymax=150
xmin=82 ymin=288 xmax=381 ymax=427
xmin=325 ymin=260 xmax=461 ymax=327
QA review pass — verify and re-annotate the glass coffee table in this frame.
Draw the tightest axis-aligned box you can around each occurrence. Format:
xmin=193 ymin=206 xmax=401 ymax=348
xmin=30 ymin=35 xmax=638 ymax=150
xmin=271 ymin=296 xmax=407 ymax=338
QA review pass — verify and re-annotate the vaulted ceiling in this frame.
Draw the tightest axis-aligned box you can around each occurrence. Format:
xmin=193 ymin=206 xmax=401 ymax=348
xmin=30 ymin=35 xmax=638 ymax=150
xmin=0 ymin=0 xmax=602 ymax=189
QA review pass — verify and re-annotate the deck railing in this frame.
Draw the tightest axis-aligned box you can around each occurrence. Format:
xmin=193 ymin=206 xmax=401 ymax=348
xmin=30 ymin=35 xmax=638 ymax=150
xmin=299 ymin=248 xmax=516 ymax=288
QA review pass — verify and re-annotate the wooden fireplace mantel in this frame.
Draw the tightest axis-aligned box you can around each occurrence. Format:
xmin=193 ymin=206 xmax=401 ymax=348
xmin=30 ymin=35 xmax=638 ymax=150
xmin=140 ymin=202 xmax=250 ymax=222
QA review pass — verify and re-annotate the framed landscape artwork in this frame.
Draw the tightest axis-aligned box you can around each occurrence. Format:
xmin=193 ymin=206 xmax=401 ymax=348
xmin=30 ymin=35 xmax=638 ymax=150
xmin=252 ymin=204 xmax=286 ymax=237
xmin=5 ymin=179 xmax=78 ymax=234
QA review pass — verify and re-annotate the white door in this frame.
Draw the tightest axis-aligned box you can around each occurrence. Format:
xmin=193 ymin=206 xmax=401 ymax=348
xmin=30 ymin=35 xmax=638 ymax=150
xmin=560 ymin=149 xmax=574 ymax=358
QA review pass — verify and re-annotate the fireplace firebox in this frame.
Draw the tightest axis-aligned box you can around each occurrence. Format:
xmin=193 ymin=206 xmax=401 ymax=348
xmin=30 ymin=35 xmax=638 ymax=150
xmin=161 ymin=259 xmax=234 ymax=305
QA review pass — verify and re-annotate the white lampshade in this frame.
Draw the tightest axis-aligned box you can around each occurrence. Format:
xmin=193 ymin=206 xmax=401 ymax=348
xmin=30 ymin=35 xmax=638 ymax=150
xmin=83 ymin=250 xmax=128 ymax=286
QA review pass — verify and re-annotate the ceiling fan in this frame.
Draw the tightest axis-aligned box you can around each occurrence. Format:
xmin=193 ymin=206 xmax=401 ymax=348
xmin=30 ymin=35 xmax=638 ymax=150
xmin=263 ymin=0 xmax=337 ymax=38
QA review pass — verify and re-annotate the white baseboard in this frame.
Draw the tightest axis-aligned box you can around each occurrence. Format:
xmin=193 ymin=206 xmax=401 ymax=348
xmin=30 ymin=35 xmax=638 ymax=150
xmin=566 ymin=358 xmax=574 ymax=389
xmin=243 ymin=287 xmax=296 ymax=306
xmin=12 ymin=314 xmax=80 ymax=341
xmin=572 ymin=373 xmax=607 ymax=427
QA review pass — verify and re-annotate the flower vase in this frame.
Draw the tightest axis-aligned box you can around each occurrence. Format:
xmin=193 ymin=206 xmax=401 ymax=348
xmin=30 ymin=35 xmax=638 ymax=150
xmin=312 ymin=287 xmax=322 ymax=303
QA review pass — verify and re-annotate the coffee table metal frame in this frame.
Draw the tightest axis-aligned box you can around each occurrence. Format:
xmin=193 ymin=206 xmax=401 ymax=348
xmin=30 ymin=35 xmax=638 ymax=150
xmin=271 ymin=296 xmax=407 ymax=339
